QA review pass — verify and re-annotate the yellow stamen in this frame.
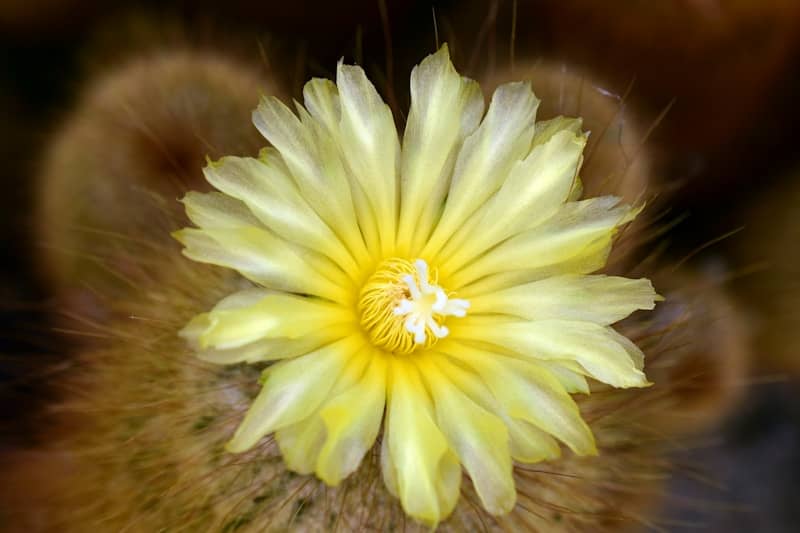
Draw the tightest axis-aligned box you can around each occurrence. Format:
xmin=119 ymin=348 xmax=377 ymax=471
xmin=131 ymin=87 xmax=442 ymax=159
xmin=358 ymin=258 xmax=469 ymax=354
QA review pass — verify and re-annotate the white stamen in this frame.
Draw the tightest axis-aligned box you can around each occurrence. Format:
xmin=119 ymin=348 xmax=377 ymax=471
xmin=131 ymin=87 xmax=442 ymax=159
xmin=393 ymin=259 xmax=470 ymax=344
xmin=444 ymin=298 xmax=470 ymax=317
xmin=401 ymin=274 xmax=421 ymax=300
xmin=415 ymin=259 xmax=433 ymax=292
xmin=432 ymin=288 xmax=448 ymax=313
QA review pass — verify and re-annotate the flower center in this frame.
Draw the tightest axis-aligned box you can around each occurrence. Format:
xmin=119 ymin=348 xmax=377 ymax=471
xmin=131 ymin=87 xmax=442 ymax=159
xmin=358 ymin=258 xmax=469 ymax=354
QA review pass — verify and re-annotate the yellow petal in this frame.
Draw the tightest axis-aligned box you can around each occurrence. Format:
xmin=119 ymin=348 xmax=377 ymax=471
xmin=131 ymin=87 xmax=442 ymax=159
xmin=380 ymin=417 xmax=399 ymax=498
xmin=447 ymin=196 xmax=638 ymax=289
xmin=303 ymin=78 xmax=340 ymax=134
xmin=252 ymin=96 xmax=369 ymax=264
xmin=505 ymin=418 xmax=562 ymax=463
xmin=182 ymin=191 xmax=260 ymax=229
xmin=531 ymin=116 xmax=583 ymax=146
xmin=423 ymin=81 xmax=540 ymax=259
xmin=173 ymin=226 xmax=352 ymax=303
xmin=430 ymin=350 xmax=561 ymax=463
xmin=226 ymin=335 xmax=364 ymax=452
xmin=336 ymin=61 xmax=399 ymax=257
xmin=470 ymin=274 xmax=658 ymax=325
xmin=191 ymin=331 xmax=345 ymax=365
xmin=346 ymin=163 xmax=382 ymax=260
xmin=187 ymin=292 xmax=351 ymax=350
xmin=383 ymin=359 xmax=461 ymax=526
xmin=316 ymin=352 xmax=387 ymax=485
xmin=458 ymin=234 xmax=613 ymax=298
xmin=295 ymin=81 xmax=384 ymax=263
xmin=440 ymin=129 xmax=586 ymax=275
xmin=179 ymin=288 xmax=272 ymax=348
xmin=538 ymin=360 xmax=591 ymax=394
xmin=276 ymin=347 xmax=371 ymax=474
xmin=207 ymin=287 xmax=271 ymax=310
xmin=201 ymin=156 xmax=359 ymax=275
xmin=181 ymin=290 xmax=348 ymax=362
xmin=569 ymin=176 xmax=584 ymax=201
xmin=275 ymin=414 xmax=326 ymax=475
xmin=443 ymin=342 xmax=597 ymax=455
xmin=421 ymin=358 xmax=516 ymax=515
xmin=451 ymin=317 xmax=648 ymax=388
xmin=397 ymin=44 xmax=483 ymax=257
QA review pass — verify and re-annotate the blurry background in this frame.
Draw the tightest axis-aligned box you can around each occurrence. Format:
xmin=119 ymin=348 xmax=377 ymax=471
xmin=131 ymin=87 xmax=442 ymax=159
xmin=2 ymin=0 xmax=800 ymax=530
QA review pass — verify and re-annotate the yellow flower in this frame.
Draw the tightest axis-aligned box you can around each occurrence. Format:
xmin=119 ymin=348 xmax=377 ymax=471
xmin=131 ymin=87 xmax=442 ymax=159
xmin=174 ymin=45 xmax=657 ymax=527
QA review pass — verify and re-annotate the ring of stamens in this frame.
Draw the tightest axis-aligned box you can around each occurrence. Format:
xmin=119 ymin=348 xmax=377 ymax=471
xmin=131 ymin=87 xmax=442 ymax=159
xmin=358 ymin=258 xmax=469 ymax=355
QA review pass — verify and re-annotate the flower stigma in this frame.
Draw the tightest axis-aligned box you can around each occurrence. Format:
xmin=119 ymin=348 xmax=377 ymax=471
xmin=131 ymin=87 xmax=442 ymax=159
xmin=358 ymin=258 xmax=469 ymax=354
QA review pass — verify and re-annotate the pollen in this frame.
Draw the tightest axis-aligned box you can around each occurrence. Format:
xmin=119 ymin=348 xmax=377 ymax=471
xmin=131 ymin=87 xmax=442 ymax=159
xmin=358 ymin=258 xmax=469 ymax=354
